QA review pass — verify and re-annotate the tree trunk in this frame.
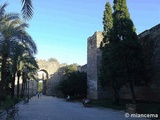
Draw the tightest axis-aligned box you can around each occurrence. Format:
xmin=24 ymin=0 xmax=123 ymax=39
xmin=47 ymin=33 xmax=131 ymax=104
xmin=21 ymin=78 xmax=25 ymax=98
xmin=0 ymin=56 xmax=7 ymax=105
xmin=0 ymin=82 xmax=3 ymax=106
xmin=5 ymin=71 xmax=12 ymax=96
xmin=11 ymin=73 xmax=16 ymax=99
xmin=17 ymin=76 xmax=20 ymax=98
xmin=112 ymin=85 xmax=120 ymax=105
xmin=21 ymin=72 xmax=26 ymax=98
xmin=129 ymin=82 xmax=136 ymax=104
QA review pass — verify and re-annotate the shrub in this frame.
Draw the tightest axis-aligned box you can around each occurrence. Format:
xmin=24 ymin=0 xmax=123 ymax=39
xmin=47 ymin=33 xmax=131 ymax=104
xmin=58 ymin=71 xmax=87 ymax=98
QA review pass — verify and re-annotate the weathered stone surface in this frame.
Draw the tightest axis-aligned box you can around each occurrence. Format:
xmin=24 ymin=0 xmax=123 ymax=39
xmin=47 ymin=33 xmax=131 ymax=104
xmin=14 ymin=79 xmax=38 ymax=97
xmin=36 ymin=59 xmax=67 ymax=96
xmin=77 ymin=64 xmax=87 ymax=73
xmin=26 ymin=24 xmax=160 ymax=102
xmin=87 ymin=24 xmax=160 ymax=101
xmin=87 ymin=31 xmax=110 ymax=99
xmin=46 ymin=67 xmax=66 ymax=96
xmin=129 ymin=24 xmax=160 ymax=102
xmin=37 ymin=59 xmax=65 ymax=78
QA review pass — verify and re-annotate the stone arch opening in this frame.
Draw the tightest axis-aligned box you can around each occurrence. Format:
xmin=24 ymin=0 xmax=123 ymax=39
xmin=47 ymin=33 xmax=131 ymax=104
xmin=37 ymin=69 xmax=49 ymax=95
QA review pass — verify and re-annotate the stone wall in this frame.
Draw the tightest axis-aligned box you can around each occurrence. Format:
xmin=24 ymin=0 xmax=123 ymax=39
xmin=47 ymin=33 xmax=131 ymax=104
xmin=87 ymin=24 xmax=160 ymax=102
xmin=36 ymin=59 xmax=67 ymax=96
xmin=37 ymin=59 xmax=64 ymax=78
xmin=46 ymin=66 xmax=66 ymax=96
xmin=34 ymin=24 xmax=160 ymax=101
xmin=77 ymin=64 xmax=87 ymax=73
xmin=14 ymin=78 xmax=38 ymax=97
xmin=119 ymin=25 xmax=160 ymax=101
xmin=87 ymin=31 xmax=111 ymax=99
xmin=127 ymin=24 xmax=160 ymax=102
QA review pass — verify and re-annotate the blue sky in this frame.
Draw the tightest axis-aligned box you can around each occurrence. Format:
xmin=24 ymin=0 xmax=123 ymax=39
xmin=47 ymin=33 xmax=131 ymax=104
xmin=1 ymin=0 xmax=160 ymax=65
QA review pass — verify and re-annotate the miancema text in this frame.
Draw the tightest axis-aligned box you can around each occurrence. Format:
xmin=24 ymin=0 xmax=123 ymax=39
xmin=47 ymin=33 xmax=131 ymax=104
xmin=130 ymin=113 xmax=158 ymax=118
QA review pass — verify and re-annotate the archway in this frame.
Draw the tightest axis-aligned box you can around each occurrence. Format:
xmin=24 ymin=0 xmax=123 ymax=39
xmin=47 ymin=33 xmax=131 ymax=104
xmin=37 ymin=69 xmax=49 ymax=95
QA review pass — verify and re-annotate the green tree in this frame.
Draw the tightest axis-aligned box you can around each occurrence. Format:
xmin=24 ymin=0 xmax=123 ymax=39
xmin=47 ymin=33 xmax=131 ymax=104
xmin=111 ymin=0 xmax=145 ymax=104
xmin=0 ymin=10 xmax=20 ymax=103
xmin=101 ymin=2 xmax=113 ymax=47
xmin=99 ymin=1 xmax=113 ymax=87
xmin=38 ymin=82 xmax=43 ymax=93
xmin=48 ymin=58 xmax=59 ymax=63
xmin=100 ymin=1 xmax=122 ymax=105
xmin=111 ymin=0 xmax=136 ymax=43
xmin=16 ymin=52 xmax=38 ymax=98
xmin=20 ymin=54 xmax=39 ymax=97
xmin=0 ymin=4 xmax=37 ymax=103
xmin=10 ymin=43 xmax=33 ymax=98
xmin=64 ymin=64 xmax=78 ymax=75
xmin=100 ymin=0 xmax=146 ymax=105
xmin=58 ymin=71 xmax=87 ymax=97
xmin=11 ymin=44 xmax=25 ymax=98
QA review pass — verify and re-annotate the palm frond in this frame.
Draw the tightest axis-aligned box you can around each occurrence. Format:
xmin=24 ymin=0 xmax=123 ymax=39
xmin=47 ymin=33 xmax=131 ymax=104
xmin=21 ymin=0 xmax=33 ymax=21
xmin=4 ymin=13 xmax=20 ymax=21
xmin=10 ymin=20 xmax=23 ymax=28
xmin=20 ymin=23 xmax=29 ymax=28
xmin=0 ymin=13 xmax=19 ymax=27
xmin=20 ymin=33 xmax=37 ymax=54
xmin=0 ymin=3 xmax=8 ymax=18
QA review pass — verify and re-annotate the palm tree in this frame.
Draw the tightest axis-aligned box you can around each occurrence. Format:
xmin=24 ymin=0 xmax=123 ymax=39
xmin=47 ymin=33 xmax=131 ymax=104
xmin=10 ymin=44 xmax=27 ymax=98
xmin=20 ymin=54 xmax=39 ymax=97
xmin=15 ymin=52 xmax=39 ymax=98
xmin=0 ymin=4 xmax=37 ymax=102
xmin=0 ymin=11 xmax=20 ymax=103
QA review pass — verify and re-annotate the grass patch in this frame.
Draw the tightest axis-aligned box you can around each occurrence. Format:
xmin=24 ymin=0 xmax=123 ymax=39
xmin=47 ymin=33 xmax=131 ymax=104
xmin=136 ymin=102 xmax=160 ymax=114
xmin=0 ymin=96 xmax=23 ymax=111
xmin=0 ymin=96 xmax=14 ymax=111
xmin=92 ymin=99 xmax=125 ymax=110
xmin=64 ymin=96 xmax=160 ymax=118
xmin=92 ymin=99 xmax=160 ymax=116
xmin=136 ymin=102 xmax=160 ymax=119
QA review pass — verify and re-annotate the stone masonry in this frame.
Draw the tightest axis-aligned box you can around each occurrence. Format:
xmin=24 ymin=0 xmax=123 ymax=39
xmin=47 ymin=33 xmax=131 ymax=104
xmin=87 ymin=24 xmax=160 ymax=101
xmin=87 ymin=31 xmax=112 ymax=99
xmin=36 ymin=59 xmax=67 ymax=96
xmin=120 ymin=24 xmax=160 ymax=102
xmin=27 ymin=24 xmax=160 ymax=101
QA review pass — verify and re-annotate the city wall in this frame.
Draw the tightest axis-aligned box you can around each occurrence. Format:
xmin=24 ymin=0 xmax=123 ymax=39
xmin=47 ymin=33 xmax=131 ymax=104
xmin=24 ymin=24 xmax=160 ymax=102
xmin=87 ymin=24 xmax=160 ymax=102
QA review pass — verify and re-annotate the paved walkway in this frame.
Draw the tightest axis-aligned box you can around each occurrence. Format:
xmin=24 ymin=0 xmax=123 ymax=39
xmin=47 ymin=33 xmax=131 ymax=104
xmin=0 ymin=96 xmax=146 ymax=120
